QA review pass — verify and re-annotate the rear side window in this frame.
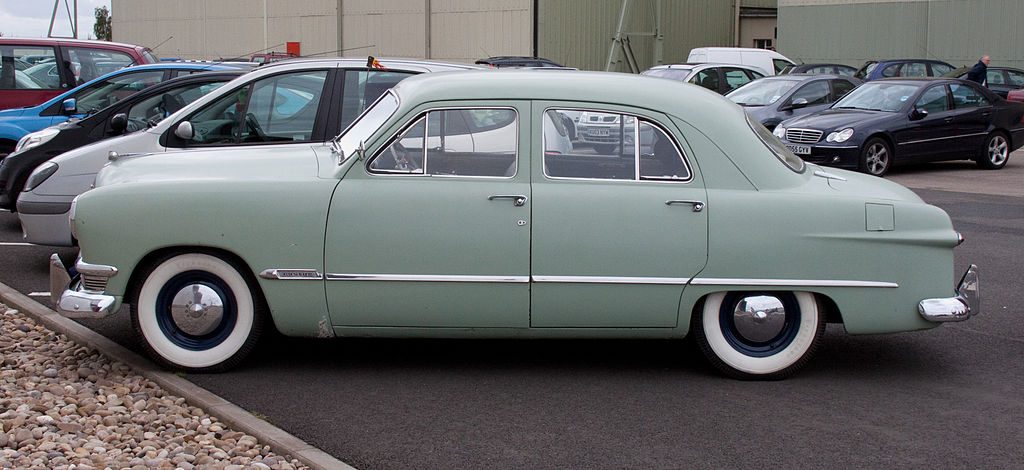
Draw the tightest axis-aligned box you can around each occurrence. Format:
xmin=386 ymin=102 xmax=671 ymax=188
xmin=1007 ymin=70 xmax=1024 ymax=86
xmin=931 ymin=63 xmax=954 ymax=76
xmin=339 ymin=70 xmax=415 ymax=132
xmin=370 ymin=108 xmax=518 ymax=177
xmin=986 ymin=70 xmax=1005 ymax=85
xmin=915 ymin=85 xmax=949 ymax=113
xmin=0 ymin=45 xmax=60 ymax=90
xmin=881 ymin=64 xmax=900 ymax=78
xmin=691 ymin=69 xmax=720 ymax=92
xmin=544 ymin=109 xmax=690 ymax=182
xmin=773 ymin=59 xmax=792 ymax=75
xmin=904 ymin=62 xmax=928 ymax=77
xmin=950 ymin=83 xmax=990 ymax=109
xmin=832 ymin=79 xmax=856 ymax=99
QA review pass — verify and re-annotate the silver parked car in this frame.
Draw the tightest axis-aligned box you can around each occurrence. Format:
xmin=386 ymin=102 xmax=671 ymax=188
xmin=17 ymin=58 xmax=482 ymax=246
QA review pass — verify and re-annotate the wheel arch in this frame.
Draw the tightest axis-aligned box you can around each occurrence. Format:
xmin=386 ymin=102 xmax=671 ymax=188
xmin=688 ymin=290 xmax=844 ymax=328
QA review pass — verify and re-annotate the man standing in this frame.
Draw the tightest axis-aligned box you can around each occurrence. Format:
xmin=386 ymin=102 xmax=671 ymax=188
xmin=966 ymin=55 xmax=990 ymax=84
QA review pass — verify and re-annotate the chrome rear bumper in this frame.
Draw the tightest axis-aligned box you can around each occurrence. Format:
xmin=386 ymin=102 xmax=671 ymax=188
xmin=49 ymin=254 xmax=118 ymax=318
xmin=918 ymin=265 xmax=980 ymax=322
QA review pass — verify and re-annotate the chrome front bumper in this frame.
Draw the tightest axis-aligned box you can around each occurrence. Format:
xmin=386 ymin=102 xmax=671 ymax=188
xmin=918 ymin=265 xmax=980 ymax=322
xmin=49 ymin=254 xmax=118 ymax=318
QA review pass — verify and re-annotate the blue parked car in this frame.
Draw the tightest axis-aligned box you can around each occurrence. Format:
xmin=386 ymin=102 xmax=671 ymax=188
xmin=853 ymin=59 xmax=955 ymax=82
xmin=0 ymin=62 xmax=251 ymax=155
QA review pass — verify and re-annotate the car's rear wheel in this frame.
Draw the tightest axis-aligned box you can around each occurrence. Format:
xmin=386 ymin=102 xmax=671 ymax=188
xmin=130 ymin=252 xmax=264 ymax=372
xmin=977 ymin=132 xmax=1009 ymax=169
xmin=858 ymin=137 xmax=892 ymax=176
xmin=694 ymin=291 xmax=825 ymax=380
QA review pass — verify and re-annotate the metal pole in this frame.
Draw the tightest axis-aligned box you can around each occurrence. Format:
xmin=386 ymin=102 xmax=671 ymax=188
xmin=653 ymin=0 xmax=663 ymax=66
xmin=264 ymin=0 xmax=269 ymax=53
xmin=424 ymin=0 xmax=431 ymax=59
xmin=606 ymin=0 xmax=630 ymax=71
xmin=734 ymin=0 xmax=741 ymax=47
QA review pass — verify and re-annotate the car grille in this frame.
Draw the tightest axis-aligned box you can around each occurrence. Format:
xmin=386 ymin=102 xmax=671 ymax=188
xmin=785 ymin=128 xmax=823 ymax=144
xmin=81 ymin=274 xmax=108 ymax=292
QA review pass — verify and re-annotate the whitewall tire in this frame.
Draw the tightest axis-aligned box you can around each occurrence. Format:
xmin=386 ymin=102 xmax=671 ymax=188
xmin=131 ymin=252 xmax=264 ymax=371
xmin=695 ymin=291 xmax=825 ymax=380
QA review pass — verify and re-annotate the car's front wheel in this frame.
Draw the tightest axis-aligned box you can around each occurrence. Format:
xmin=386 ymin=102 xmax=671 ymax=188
xmin=977 ymin=132 xmax=1009 ymax=169
xmin=858 ymin=137 xmax=892 ymax=176
xmin=131 ymin=252 xmax=265 ymax=372
xmin=694 ymin=291 xmax=825 ymax=380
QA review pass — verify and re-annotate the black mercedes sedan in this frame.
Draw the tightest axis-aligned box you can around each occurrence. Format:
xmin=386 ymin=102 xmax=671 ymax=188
xmin=0 ymin=70 xmax=246 ymax=210
xmin=775 ymin=77 xmax=1024 ymax=176
xmin=727 ymin=74 xmax=861 ymax=131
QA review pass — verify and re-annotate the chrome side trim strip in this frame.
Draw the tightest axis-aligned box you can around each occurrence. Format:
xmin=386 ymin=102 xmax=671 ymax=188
xmin=532 ymin=275 xmax=690 ymax=285
xmin=326 ymin=274 xmax=529 ymax=283
xmin=897 ymin=132 xmax=988 ymax=146
xmin=691 ymin=278 xmax=898 ymax=288
xmin=260 ymin=269 xmax=324 ymax=280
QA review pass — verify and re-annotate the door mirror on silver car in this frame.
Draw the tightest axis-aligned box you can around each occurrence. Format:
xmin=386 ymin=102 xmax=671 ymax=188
xmin=174 ymin=121 xmax=194 ymax=140
xmin=109 ymin=113 xmax=128 ymax=134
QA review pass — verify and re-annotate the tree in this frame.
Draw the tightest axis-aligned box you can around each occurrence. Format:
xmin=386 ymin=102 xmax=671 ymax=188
xmin=94 ymin=6 xmax=112 ymax=41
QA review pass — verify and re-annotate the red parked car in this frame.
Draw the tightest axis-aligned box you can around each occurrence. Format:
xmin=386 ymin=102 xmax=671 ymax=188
xmin=0 ymin=38 xmax=158 ymax=110
xmin=1008 ymin=89 xmax=1024 ymax=102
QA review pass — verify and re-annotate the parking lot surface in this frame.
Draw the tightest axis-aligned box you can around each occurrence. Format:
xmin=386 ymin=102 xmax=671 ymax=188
xmin=1 ymin=155 xmax=1022 ymax=469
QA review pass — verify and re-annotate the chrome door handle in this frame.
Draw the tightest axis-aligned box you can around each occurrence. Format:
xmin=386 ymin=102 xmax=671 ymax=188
xmin=666 ymin=199 xmax=705 ymax=212
xmin=488 ymin=194 xmax=528 ymax=206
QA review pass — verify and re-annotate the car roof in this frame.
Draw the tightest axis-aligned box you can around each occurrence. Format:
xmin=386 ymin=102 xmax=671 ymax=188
xmin=0 ymin=37 xmax=146 ymax=51
xmin=763 ymin=73 xmax=843 ymax=80
xmin=648 ymin=62 xmax=762 ymax=71
xmin=259 ymin=57 xmax=482 ymax=72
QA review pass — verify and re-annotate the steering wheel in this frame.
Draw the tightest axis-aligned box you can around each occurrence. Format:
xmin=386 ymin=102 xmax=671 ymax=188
xmin=388 ymin=142 xmax=419 ymax=171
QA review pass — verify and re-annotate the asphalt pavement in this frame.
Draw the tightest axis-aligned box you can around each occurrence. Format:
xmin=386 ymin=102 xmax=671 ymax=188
xmin=1 ymin=155 xmax=1022 ymax=469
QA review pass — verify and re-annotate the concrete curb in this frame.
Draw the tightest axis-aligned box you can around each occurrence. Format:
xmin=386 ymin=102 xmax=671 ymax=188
xmin=0 ymin=282 xmax=355 ymax=470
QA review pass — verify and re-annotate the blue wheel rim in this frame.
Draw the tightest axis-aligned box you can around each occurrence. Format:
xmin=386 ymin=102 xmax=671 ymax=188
xmin=155 ymin=270 xmax=237 ymax=351
xmin=718 ymin=291 xmax=800 ymax=357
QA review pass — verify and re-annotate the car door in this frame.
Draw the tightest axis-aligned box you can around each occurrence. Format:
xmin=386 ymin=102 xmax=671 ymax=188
xmin=784 ymin=79 xmax=832 ymax=118
xmin=532 ymin=104 xmax=708 ymax=328
xmin=894 ymin=84 xmax=955 ymax=161
xmin=984 ymin=70 xmax=1011 ymax=97
xmin=0 ymin=44 xmax=64 ymax=110
xmin=948 ymin=82 xmax=993 ymax=153
xmin=324 ymin=102 xmax=531 ymax=328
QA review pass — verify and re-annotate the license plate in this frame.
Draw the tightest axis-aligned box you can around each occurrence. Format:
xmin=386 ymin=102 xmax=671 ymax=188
xmin=786 ymin=144 xmax=811 ymax=155
xmin=590 ymin=129 xmax=610 ymax=137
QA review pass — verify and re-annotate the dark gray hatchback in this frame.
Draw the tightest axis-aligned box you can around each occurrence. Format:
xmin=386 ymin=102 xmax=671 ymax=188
xmin=727 ymin=74 xmax=861 ymax=131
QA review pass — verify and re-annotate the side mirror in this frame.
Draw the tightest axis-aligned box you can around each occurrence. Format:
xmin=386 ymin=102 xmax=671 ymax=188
xmin=910 ymin=108 xmax=928 ymax=121
xmin=62 ymin=98 xmax=77 ymax=114
xmin=788 ymin=98 xmax=810 ymax=110
xmin=109 ymin=113 xmax=128 ymax=134
xmin=174 ymin=121 xmax=194 ymax=140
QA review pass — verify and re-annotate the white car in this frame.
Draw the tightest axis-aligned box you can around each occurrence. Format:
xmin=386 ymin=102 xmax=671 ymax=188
xmin=17 ymin=58 xmax=482 ymax=246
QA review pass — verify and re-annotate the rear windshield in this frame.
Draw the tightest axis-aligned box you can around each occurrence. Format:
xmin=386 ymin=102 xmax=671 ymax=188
xmin=748 ymin=114 xmax=805 ymax=173
xmin=641 ymin=68 xmax=692 ymax=82
xmin=143 ymin=49 xmax=159 ymax=64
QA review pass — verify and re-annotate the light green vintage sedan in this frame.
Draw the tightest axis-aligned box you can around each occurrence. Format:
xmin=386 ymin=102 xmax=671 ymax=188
xmin=52 ymin=70 xmax=979 ymax=379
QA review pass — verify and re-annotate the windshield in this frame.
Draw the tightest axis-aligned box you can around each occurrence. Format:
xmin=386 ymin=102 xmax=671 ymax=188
xmin=748 ymin=115 xmax=805 ymax=173
xmin=335 ymin=91 xmax=399 ymax=163
xmin=641 ymin=68 xmax=692 ymax=81
xmin=727 ymin=78 xmax=800 ymax=106
xmin=832 ymin=82 xmax=919 ymax=112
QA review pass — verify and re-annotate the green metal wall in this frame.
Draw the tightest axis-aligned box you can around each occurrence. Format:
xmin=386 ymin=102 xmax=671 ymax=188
xmin=537 ymin=0 xmax=742 ymax=71
xmin=779 ymin=0 xmax=1024 ymax=70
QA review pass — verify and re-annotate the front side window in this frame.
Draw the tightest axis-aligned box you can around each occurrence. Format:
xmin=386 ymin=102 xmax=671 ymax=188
xmin=74 ymin=70 xmax=165 ymax=114
xmin=244 ymin=70 xmax=327 ymax=142
xmin=126 ymin=81 xmax=227 ymax=131
xmin=930 ymin=63 xmax=954 ymax=76
xmin=66 ymin=47 xmax=135 ymax=85
xmin=790 ymin=80 xmax=831 ymax=106
xmin=949 ymin=83 xmax=989 ymax=109
xmin=881 ymin=64 xmax=900 ymax=78
xmin=915 ymin=85 xmax=950 ymax=114
xmin=986 ymin=70 xmax=1005 ymax=85
xmin=545 ymin=109 xmax=690 ymax=182
xmin=370 ymin=108 xmax=517 ymax=177
xmin=0 ymin=46 xmax=58 ymax=90
xmin=723 ymin=68 xmax=753 ymax=92
xmin=339 ymin=70 xmax=415 ymax=132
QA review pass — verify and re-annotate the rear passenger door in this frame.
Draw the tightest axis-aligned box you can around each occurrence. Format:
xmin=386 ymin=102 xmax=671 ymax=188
xmin=948 ymin=82 xmax=993 ymax=153
xmin=0 ymin=44 xmax=64 ymax=110
xmin=533 ymin=104 xmax=708 ymax=328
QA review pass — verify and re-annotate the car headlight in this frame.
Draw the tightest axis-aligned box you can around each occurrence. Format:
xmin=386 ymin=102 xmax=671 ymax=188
xmin=773 ymin=126 xmax=787 ymax=139
xmin=14 ymin=127 xmax=60 ymax=153
xmin=826 ymin=128 xmax=855 ymax=143
xmin=24 ymin=161 xmax=58 ymax=192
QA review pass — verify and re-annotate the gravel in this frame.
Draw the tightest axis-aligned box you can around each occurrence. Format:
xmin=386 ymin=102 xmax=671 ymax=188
xmin=0 ymin=304 xmax=309 ymax=470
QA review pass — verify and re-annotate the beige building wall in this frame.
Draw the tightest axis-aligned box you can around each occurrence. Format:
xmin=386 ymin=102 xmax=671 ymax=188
xmin=739 ymin=17 xmax=777 ymax=50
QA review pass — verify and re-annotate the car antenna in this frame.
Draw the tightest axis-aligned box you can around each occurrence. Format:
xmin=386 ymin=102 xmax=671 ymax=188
xmin=150 ymin=36 xmax=174 ymax=52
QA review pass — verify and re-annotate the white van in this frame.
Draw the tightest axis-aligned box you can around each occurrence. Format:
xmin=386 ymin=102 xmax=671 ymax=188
xmin=687 ymin=47 xmax=795 ymax=76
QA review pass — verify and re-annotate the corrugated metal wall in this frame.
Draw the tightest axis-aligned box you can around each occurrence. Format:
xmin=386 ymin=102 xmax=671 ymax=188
xmin=111 ymin=0 xmax=340 ymax=60
xmin=537 ymin=0 xmax=739 ymax=72
xmin=779 ymin=0 xmax=1024 ymax=69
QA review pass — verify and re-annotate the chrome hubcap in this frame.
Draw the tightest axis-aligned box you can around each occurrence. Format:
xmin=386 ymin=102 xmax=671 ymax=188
xmin=169 ymin=284 xmax=224 ymax=336
xmin=866 ymin=143 xmax=889 ymax=175
xmin=732 ymin=295 xmax=787 ymax=343
xmin=988 ymin=136 xmax=1008 ymax=165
